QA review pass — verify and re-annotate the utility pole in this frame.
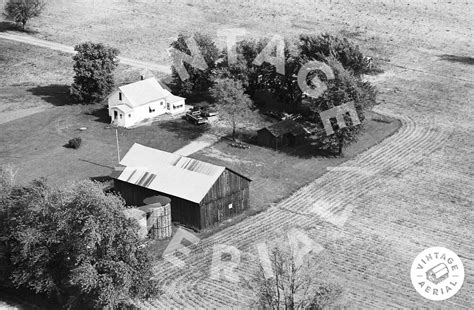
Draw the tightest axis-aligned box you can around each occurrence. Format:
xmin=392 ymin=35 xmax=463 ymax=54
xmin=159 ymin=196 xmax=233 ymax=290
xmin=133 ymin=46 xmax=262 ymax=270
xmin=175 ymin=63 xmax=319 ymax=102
xmin=115 ymin=128 xmax=120 ymax=163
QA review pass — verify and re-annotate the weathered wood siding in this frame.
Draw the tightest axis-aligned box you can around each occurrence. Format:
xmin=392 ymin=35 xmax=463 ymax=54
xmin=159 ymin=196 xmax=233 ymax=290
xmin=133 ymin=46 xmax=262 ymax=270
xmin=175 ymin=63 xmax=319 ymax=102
xmin=114 ymin=180 xmax=201 ymax=230
xmin=257 ymin=129 xmax=305 ymax=149
xmin=257 ymin=129 xmax=277 ymax=149
xmin=200 ymin=169 xmax=251 ymax=228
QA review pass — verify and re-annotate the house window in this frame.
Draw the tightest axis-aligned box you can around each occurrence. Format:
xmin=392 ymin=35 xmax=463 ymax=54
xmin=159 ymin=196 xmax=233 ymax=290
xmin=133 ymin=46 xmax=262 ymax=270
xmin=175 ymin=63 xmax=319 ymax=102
xmin=128 ymin=114 xmax=131 ymax=118
xmin=119 ymin=92 xmax=122 ymax=101
xmin=120 ymin=114 xmax=123 ymax=119
xmin=160 ymin=101 xmax=164 ymax=106
xmin=149 ymin=107 xmax=155 ymax=113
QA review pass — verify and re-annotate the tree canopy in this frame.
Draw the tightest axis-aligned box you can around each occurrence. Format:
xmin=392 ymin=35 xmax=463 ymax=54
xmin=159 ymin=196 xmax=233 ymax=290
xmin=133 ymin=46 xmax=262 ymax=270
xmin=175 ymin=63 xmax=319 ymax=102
xmin=170 ymin=32 xmax=220 ymax=97
xmin=253 ymin=246 xmax=342 ymax=309
xmin=302 ymin=56 xmax=377 ymax=154
xmin=0 ymin=176 xmax=158 ymax=309
xmin=4 ymin=0 xmax=45 ymax=30
xmin=70 ymin=42 xmax=119 ymax=104
xmin=298 ymin=33 xmax=372 ymax=77
xmin=209 ymin=78 xmax=253 ymax=140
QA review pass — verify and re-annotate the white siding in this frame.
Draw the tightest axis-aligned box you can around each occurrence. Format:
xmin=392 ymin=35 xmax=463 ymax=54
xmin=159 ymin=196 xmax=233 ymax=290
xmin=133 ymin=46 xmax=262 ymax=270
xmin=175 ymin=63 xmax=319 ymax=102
xmin=108 ymin=89 xmax=186 ymax=127
xmin=133 ymin=100 xmax=167 ymax=120
xmin=168 ymin=99 xmax=186 ymax=115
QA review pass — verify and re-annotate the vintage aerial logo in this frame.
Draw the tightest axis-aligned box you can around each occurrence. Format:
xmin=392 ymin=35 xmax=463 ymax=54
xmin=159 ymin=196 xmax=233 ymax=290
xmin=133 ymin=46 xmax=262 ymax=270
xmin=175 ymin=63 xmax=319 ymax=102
xmin=410 ymin=247 xmax=464 ymax=301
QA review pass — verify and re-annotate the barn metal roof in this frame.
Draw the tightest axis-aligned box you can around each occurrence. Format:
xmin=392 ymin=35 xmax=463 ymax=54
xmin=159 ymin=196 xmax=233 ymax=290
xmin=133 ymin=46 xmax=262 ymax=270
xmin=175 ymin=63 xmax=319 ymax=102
xmin=115 ymin=143 xmax=226 ymax=203
xmin=119 ymin=77 xmax=184 ymax=108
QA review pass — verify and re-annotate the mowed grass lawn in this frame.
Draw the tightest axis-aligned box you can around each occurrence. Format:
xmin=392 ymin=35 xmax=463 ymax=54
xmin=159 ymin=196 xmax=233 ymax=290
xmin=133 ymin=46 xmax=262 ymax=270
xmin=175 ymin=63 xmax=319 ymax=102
xmin=0 ymin=39 xmax=203 ymax=185
xmin=0 ymin=105 xmax=208 ymax=186
xmin=192 ymin=112 xmax=401 ymax=231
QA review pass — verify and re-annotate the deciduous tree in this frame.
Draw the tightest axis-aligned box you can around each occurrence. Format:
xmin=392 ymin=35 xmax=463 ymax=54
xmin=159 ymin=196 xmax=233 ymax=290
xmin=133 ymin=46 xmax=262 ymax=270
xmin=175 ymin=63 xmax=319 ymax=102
xmin=209 ymin=78 xmax=253 ymax=140
xmin=3 ymin=0 xmax=45 ymax=30
xmin=253 ymin=246 xmax=342 ymax=309
xmin=215 ymin=38 xmax=272 ymax=100
xmin=170 ymin=32 xmax=219 ymax=97
xmin=299 ymin=33 xmax=372 ymax=77
xmin=304 ymin=56 xmax=377 ymax=155
xmin=70 ymin=42 xmax=119 ymax=104
xmin=0 ymin=178 xmax=158 ymax=309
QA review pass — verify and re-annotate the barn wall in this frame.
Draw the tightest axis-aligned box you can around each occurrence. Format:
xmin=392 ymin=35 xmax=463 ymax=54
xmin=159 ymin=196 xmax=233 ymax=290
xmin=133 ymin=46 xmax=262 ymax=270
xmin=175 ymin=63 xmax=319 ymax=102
xmin=113 ymin=180 xmax=201 ymax=230
xmin=200 ymin=170 xmax=250 ymax=229
xmin=258 ymin=130 xmax=306 ymax=149
xmin=257 ymin=129 xmax=277 ymax=149
xmin=0 ymin=240 xmax=8 ymax=283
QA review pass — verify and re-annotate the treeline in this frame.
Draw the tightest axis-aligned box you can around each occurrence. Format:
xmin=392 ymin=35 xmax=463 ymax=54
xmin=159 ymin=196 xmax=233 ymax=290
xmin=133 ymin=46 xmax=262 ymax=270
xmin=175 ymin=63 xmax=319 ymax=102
xmin=169 ymin=32 xmax=379 ymax=154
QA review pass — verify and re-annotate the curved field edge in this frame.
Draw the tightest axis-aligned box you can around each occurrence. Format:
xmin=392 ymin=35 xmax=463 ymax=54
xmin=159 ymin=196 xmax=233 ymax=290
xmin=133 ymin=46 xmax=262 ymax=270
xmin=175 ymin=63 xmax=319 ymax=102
xmin=186 ymin=108 xmax=403 ymax=239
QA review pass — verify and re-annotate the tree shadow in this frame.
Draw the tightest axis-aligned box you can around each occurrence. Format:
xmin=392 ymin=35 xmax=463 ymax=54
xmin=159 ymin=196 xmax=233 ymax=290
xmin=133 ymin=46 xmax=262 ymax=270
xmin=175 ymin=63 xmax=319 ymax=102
xmin=236 ymin=129 xmax=337 ymax=159
xmin=0 ymin=21 xmax=38 ymax=33
xmin=0 ymin=21 xmax=19 ymax=32
xmin=85 ymin=106 xmax=110 ymax=124
xmin=439 ymin=54 xmax=474 ymax=66
xmin=156 ymin=118 xmax=210 ymax=141
xmin=267 ymin=142 xmax=339 ymax=159
xmin=27 ymin=85 xmax=72 ymax=106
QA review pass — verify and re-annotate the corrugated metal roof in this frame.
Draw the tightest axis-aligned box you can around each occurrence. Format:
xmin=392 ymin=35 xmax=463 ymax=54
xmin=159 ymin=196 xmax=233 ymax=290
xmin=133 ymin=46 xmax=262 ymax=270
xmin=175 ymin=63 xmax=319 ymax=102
xmin=115 ymin=143 xmax=225 ymax=203
xmin=118 ymin=77 xmax=184 ymax=108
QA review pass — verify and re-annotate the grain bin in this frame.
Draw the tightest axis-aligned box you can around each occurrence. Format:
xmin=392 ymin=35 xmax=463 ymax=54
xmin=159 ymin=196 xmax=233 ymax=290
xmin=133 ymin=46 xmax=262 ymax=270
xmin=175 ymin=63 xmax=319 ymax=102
xmin=140 ymin=196 xmax=172 ymax=240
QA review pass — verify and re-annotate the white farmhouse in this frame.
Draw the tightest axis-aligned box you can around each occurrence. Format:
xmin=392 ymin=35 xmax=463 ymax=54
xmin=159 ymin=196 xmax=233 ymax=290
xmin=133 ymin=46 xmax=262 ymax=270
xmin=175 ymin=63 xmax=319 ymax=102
xmin=108 ymin=77 xmax=186 ymax=128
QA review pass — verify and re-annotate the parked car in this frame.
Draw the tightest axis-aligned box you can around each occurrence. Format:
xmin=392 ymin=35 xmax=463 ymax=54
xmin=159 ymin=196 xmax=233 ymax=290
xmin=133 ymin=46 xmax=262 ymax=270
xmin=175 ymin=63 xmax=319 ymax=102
xmin=201 ymin=107 xmax=218 ymax=117
xmin=186 ymin=110 xmax=207 ymax=125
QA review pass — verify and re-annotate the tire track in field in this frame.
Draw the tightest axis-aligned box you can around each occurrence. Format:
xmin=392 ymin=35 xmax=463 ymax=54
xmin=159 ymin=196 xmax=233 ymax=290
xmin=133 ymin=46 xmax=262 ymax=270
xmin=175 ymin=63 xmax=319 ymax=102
xmin=147 ymin=109 xmax=463 ymax=308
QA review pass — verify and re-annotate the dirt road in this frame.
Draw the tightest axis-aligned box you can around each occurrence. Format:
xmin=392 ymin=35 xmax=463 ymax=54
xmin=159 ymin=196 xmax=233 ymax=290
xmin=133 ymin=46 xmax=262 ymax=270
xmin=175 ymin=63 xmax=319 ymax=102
xmin=173 ymin=133 xmax=221 ymax=156
xmin=0 ymin=32 xmax=171 ymax=74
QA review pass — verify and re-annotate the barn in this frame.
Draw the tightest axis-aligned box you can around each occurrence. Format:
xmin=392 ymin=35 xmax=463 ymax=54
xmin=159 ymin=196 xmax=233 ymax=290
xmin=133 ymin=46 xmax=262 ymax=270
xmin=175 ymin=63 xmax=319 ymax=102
xmin=111 ymin=143 xmax=251 ymax=231
xmin=257 ymin=119 xmax=309 ymax=149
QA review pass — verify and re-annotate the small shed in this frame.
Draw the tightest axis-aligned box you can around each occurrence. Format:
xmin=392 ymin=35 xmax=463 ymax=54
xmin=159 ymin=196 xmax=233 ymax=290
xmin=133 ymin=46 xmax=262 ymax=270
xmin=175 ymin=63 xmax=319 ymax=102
xmin=257 ymin=119 xmax=308 ymax=149
xmin=111 ymin=143 xmax=251 ymax=231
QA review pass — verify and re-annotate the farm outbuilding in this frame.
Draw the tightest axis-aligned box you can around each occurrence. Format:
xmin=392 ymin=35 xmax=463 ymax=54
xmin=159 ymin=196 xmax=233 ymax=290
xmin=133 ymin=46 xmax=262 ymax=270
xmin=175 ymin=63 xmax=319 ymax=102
xmin=257 ymin=119 xmax=309 ymax=149
xmin=111 ymin=143 xmax=251 ymax=231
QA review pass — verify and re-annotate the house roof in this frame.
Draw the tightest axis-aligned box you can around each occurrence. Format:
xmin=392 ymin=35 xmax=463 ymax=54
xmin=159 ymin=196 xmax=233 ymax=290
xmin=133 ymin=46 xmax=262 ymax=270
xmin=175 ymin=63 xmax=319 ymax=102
xmin=112 ymin=104 xmax=133 ymax=113
xmin=259 ymin=119 xmax=309 ymax=137
xmin=118 ymin=77 xmax=184 ymax=108
xmin=167 ymin=94 xmax=185 ymax=104
xmin=113 ymin=143 xmax=227 ymax=203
